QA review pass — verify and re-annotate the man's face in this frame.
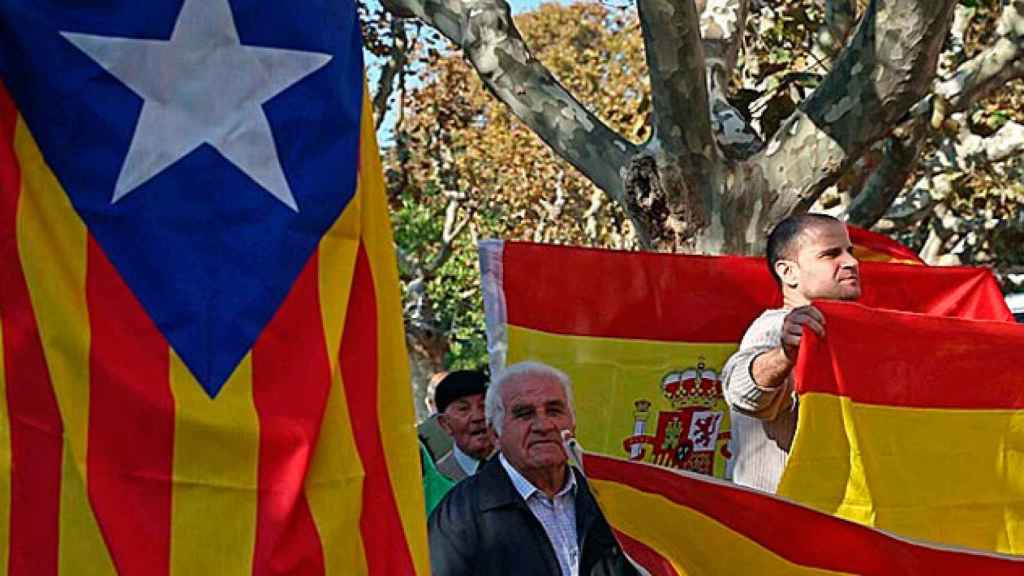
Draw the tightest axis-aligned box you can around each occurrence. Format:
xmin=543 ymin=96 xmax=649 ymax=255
xmin=781 ymin=221 xmax=862 ymax=303
xmin=498 ymin=375 xmax=575 ymax=476
xmin=438 ymin=393 xmax=494 ymax=460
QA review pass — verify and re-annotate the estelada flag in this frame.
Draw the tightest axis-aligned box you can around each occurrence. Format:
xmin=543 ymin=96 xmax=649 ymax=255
xmin=480 ymin=241 xmax=1011 ymax=480
xmin=779 ymin=301 xmax=1024 ymax=555
xmin=583 ymin=453 xmax=1024 ymax=574
xmin=0 ymin=1 xmax=427 ymax=574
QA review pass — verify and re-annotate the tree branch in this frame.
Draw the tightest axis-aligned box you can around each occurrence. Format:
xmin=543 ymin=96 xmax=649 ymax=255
xmin=851 ymin=1 xmax=1024 ymax=227
xmin=846 ymin=127 xmax=925 ymax=227
xmin=373 ymin=20 xmax=409 ymax=129
xmin=825 ymin=0 xmax=856 ymax=48
xmin=700 ymin=0 xmax=748 ymax=73
xmin=750 ymin=0 xmax=956 ymax=228
xmin=425 ymin=195 xmax=474 ymax=274
xmin=935 ymin=1 xmax=1024 ymax=113
xmin=930 ymin=120 xmax=1024 ymax=173
xmin=875 ymin=118 xmax=1024 ymax=241
xmin=700 ymin=0 xmax=762 ymax=158
xmin=918 ymin=206 xmax=957 ymax=264
xmin=637 ymin=0 xmax=716 ymax=166
xmin=626 ymin=0 xmax=722 ymax=249
xmin=380 ymin=0 xmax=639 ymax=204
xmin=937 ymin=3 xmax=975 ymax=79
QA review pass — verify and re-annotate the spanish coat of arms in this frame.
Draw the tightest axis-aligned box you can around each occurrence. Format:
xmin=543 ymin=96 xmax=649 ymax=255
xmin=621 ymin=358 xmax=732 ymax=476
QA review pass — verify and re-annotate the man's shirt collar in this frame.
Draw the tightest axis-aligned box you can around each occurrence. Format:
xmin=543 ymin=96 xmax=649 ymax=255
xmin=452 ymin=444 xmax=481 ymax=476
xmin=499 ymin=453 xmax=576 ymax=501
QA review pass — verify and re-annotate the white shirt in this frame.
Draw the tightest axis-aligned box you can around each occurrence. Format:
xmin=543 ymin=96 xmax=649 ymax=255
xmin=500 ymin=454 xmax=579 ymax=576
xmin=721 ymin=308 xmax=798 ymax=493
xmin=452 ymin=444 xmax=481 ymax=477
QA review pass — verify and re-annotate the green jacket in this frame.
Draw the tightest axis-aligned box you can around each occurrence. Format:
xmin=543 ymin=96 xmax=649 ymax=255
xmin=420 ymin=441 xmax=456 ymax=515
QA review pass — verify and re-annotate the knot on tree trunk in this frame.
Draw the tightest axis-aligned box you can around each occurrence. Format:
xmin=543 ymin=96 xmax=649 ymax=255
xmin=624 ymin=153 xmax=703 ymax=252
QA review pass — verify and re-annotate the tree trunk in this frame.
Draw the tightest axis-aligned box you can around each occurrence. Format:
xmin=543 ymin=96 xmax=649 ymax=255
xmin=381 ymin=0 xmax=969 ymax=257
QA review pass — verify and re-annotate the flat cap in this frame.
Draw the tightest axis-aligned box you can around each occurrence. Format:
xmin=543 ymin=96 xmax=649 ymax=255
xmin=434 ymin=370 xmax=488 ymax=413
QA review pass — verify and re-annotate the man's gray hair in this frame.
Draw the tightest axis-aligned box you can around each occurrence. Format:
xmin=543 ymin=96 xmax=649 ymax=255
xmin=485 ymin=361 xmax=575 ymax=435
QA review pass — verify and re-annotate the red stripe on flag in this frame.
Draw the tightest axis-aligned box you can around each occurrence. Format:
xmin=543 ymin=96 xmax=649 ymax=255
xmin=612 ymin=529 xmax=680 ymax=576
xmin=340 ymin=243 xmax=416 ymax=574
xmin=498 ymin=242 xmax=1011 ymax=341
xmin=86 ymin=237 xmax=174 ymax=576
xmin=251 ymin=253 xmax=328 ymax=576
xmin=586 ymin=455 xmax=1024 ymax=574
xmin=797 ymin=301 xmax=1024 ymax=410
xmin=502 ymin=242 xmax=778 ymax=342
xmin=0 ymin=82 xmax=63 ymax=576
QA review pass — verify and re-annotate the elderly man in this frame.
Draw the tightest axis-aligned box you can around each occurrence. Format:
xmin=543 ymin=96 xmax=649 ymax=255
xmin=433 ymin=370 xmax=495 ymax=481
xmin=722 ymin=213 xmax=862 ymax=493
xmin=428 ymin=361 xmax=636 ymax=576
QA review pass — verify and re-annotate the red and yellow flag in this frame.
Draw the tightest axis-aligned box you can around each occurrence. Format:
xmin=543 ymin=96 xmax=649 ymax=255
xmin=779 ymin=301 xmax=1024 ymax=555
xmin=0 ymin=1 xmax=426 ymax=573
xmin=584 ymin=453 xmax=1024 ymax=574
xmin=848 ymin=225 xmax=925 ymax=265
xmin=480 ymin=241 xmax=1011 ymax=480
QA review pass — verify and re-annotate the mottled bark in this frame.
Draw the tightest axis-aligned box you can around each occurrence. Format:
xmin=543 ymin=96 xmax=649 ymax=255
xmin=938 ymin=4 xmax=976 ymax=78
xmin=825 ymin=0 xmax=856 ymax=47
xmin=931 ymin=120 xmax=1024 ymax=174
xmin=378 ymin=0 xmax=1024 ymax=259
xmin=935 ymin=1 xmax=1024 ymax=113
xmin=852 ymin=2 xmax=1024 ymax=228
xmin=867 ymin=118 xmax=1024 ymax=267
xmin=700 ymin=0 xmax=747 ymax=71
xmin=701 ymin=0 xmax=762 ymax=159
xmin=631 ymin=0 xmax=719 ymax=249
xmin=846 ymin=127 xmax=925 ymax=227
xmin=748 ymin=0 xmax=957 ymax=246
xmin=382 ymin=0 xmax=639 ymax=205
xmin=814 ymin=0 xmax=857 ymax=56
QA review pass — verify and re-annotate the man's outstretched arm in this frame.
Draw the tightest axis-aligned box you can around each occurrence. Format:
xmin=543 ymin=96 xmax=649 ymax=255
xmin=723 ymin=306 xmax=824 ymax=420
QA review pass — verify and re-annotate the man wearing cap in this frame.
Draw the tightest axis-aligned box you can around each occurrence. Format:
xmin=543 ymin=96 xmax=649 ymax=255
xmin=428 ymin=361 xmax=636 ymax=576
xmin=434 ymin=370 xmax=496 ymax=481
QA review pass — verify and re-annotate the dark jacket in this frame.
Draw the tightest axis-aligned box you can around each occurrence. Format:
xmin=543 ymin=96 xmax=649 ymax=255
xmin=428 ymin=456 xmax=638 ymax=576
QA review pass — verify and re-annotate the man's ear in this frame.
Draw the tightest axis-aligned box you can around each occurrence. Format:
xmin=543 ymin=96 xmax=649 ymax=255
xmin=437 ymin=413 xmax=454 ymax=435
xmin=775 ymin=259 xmax=799 ymax=288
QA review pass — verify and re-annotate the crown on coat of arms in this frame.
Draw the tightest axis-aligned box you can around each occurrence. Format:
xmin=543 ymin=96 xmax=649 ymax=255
xmin=660 ymin=358 xmax=721 ymax=410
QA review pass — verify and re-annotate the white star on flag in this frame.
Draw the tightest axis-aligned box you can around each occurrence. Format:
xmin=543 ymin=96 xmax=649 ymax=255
xmin=62 ymin=0 xmax=332 ymax=211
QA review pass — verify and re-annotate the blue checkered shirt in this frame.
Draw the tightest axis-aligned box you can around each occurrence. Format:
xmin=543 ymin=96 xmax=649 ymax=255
xmin=499 ymin=454 xmax=579 ymax=576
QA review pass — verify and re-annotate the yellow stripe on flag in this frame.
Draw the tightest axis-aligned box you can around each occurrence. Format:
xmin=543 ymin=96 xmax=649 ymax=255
xmin=318 ymin=169 xmax=360 ymax=376
xmin=307 ymin=368 xmax=368 ymax=575
xmin=850 ymin=248 xmax=922 ymax=265
xmin=308 ymin=198 xmax=367 ymax=575
xmin=507 ymin=325 xmax=737 ymax=475
xmin=0 ymin=323 xmax=9 ymax=576
xmin=590 ymin=478 xmax=850 ymax=575
xmin=357 ymin=86 xmax=429 ymax=574
xmin=169 ymin=352 xmax=259 ymax=575
xmin=778 ymin=393 xmax=1024 ymax=554
xmin=12 ymin=117 xmax=115 ymax=574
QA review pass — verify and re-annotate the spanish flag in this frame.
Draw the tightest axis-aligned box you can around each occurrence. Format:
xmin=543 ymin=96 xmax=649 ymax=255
xmin=585 ymin=453 xmax=1024 ymax=574
xmin=480 ymin=241 xmax=1011 ymax=480
xmin=0 ymin=1 xmax=427 ymax=573
xmin=779 ymin=301 xmax=1024 ymax=555
xmin=847 ymin=225 xmax=925 ymax=265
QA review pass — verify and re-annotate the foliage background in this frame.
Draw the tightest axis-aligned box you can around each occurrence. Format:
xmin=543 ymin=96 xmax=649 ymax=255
xmin=362 ymin=0 xmax=1024 ymax=416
